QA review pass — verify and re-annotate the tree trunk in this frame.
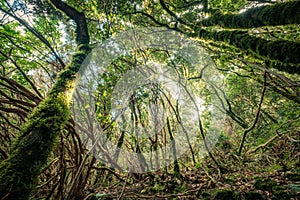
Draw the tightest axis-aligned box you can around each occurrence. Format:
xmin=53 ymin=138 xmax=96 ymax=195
xmin=191 ymin=29 xmax=300 ymax=74
xmin=0 ymin=0 xmax=90 ymax=199
xmin=201 ymin=1 xmax=300 ymax=28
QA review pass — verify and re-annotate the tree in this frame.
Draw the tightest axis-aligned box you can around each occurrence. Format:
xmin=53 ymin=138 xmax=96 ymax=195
xmin=0 ymin=0 xmax=90 ymax=199
xmin=129 ymin=0 xmax=299 ymax=74
xmin=0 ymin=0 xmax=299 ymax=199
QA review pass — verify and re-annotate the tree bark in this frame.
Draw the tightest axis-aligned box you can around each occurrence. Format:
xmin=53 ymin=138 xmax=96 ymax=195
xmin=191 ymin=29 xmax=300 ymax=74
xmin=0 ymin=0 xmax=90 ymax=199
xmin=201 ymin=1 xmax=300 ymax=28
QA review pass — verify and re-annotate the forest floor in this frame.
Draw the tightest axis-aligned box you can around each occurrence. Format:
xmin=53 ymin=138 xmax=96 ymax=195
xmin=87 ymin=132 xmax=300 ymax=200
xmin=98 ymin=169 xmax=300 ymax=200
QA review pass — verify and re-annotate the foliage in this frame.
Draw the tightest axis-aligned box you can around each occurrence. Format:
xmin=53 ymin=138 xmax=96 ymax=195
xmin=0 ymin=0 xmax=299 ymax=199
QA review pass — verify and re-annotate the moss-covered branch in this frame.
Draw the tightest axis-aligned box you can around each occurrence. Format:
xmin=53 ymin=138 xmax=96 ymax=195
xmin=191 ymin=29 xmax=300 ymax=74
xmin=0 ymin=0 xmax=90 ymax=199
xmin=201 ymin=1 xmax=300 ymax=28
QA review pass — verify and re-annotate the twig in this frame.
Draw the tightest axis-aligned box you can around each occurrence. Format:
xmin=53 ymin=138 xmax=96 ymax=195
xmin=247 ymin=134 xmax=280 ymax=154
xmin=0 ymin=5 xmax=65 ymax=69
xmin=238 ymin=71 xmax=267 ymax=155
xmin=117 ymin=173 xmax=129 ymax=200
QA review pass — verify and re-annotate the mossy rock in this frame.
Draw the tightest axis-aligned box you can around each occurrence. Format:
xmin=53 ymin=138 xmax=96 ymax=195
xmin=253 ymin=178 xmax=277 ymax=191
xmin=244 ymin=191 xmax=265 ymax=200
xmin=213 ymin=189 xmax=240 ymax=200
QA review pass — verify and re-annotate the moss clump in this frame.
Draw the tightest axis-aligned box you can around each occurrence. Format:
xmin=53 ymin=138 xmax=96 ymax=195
xmin=87 ymin=193 xmax=112 ymax=200
xmin=285 ymin=173 xmax=300 ymax=181
xmin=0 ymin=41 xmax=90 ymax=200
xmin=0 ymin=93 xmax=71 ymax=200
xmin=224 ymin=176 xmax=236 ymax=184
xmin=271 ymin=190 xmax=291 ymax=200
xmin=194 ymin=29 xmax=300 ymax=74
xmin=198 ymin=191 xmax=211 ymax=200
xmin=253 ymin=178 xmax=277 ymax=191
xmin=202 ymin=1 xmax=300 ymax=28
xmin=214 ymin=189 xmax=240 ymax=200
xmin=245 ymin=191 xmax=265 ymax=200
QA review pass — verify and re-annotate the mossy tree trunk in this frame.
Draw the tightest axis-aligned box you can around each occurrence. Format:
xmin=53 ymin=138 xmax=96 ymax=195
xmin=201 ymin=1 xmax=300 ymax=28
xmin=0 ymin=0 xmax=90 ymax=199
xmin=190 ymin=29 xmax=300 ymax=74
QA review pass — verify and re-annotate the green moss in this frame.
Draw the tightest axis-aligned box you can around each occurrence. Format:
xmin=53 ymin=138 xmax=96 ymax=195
xmin=0 ymin=92 xmax=70 ymax=199
xmin=224 ymin=176 xmax=236 ymax=184
xmin=198 ymin=191 xmax=212 ymax=200
xmin=193 ymin=29 xmax=300 ymax=74
xmin=87 ymin=193 xmax=111 ymax=200
xmin=285 ymin=173 xmax=300 ymax=181
xmin=0 ymin=42 xmax=90 ymax=199
xmin=213 ymin=189 xmax=240 ymax=200
xmin=271 ymin=190 xmax=291 ymax=200
xmin=150 ymin=182 xmax=165 ymax=192
xmin=202 ymin=1 xmax=300 ymax=28
xmin=286 ymin=184 xmax=300 ymax=193
xmin=245 ymin=191 xmax=265 ymax=200
xmin=253 ymin=178 xmax=277 ymax=191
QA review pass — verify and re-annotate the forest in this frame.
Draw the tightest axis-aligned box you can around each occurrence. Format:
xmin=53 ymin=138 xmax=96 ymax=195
xmin=0 ymin=0 xmax=299 ymax=199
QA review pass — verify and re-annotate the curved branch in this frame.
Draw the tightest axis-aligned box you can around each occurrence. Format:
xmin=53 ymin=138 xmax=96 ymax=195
xmin=238 ymin=72 xmax=267 ymax=155
xmin=0 ymin=50 xmax=44 ymax=99
xmin=49 ymin=0 xmax=89 ymax=44
xmin=159 ymin=0 xmax=187 ymax=25
xmin=0 ymin=6 xmax=66 ymax=68
xmin=129 ymin=11 xmax=183 ymax=33
xmin=0 ymin=75 xmax=41 ymax=104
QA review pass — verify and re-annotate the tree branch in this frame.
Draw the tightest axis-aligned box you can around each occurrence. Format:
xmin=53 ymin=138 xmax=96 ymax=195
xmin=201 ymin=1 xmax=300 ymax=28
xmin=159 ymin=0 xmax=187 ymax=25
xmin=0 ymin=5 xmax=65 ymax=68
xmin=49 ymin=0 xmax=89 ymax=44
xmin=238 ymin=71 xmax=267 ymax=155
